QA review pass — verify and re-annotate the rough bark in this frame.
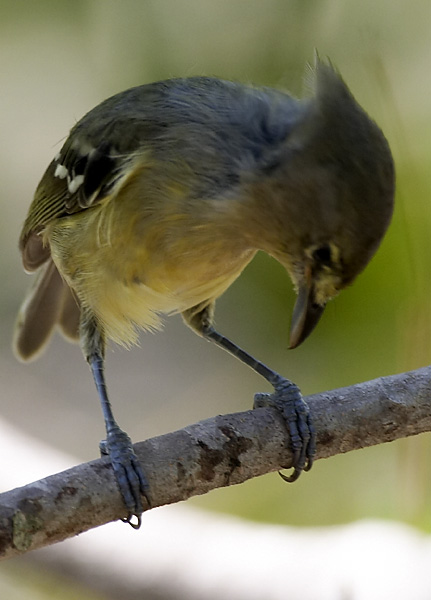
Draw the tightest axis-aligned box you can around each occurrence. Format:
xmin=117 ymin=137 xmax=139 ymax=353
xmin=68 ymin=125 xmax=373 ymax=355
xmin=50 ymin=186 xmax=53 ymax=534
xmin=1 ymin=366 xmax=430 ymax=559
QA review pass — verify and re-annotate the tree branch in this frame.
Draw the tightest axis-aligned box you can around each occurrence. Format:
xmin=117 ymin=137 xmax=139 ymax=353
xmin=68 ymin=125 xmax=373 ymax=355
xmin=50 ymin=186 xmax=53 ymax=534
xmin=1 ymin=366 xmax=431 ymax=559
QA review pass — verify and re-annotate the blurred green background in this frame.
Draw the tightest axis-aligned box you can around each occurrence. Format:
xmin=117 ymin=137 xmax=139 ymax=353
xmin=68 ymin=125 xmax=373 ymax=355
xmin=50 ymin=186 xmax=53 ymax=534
xmin=1 ymin=0 xmax=431 ymax=596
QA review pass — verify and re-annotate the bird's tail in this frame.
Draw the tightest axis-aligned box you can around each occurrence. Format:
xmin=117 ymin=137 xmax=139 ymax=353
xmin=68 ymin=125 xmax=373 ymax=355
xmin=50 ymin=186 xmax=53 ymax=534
xmin=13 ymin=259 xmax=80 ymax=362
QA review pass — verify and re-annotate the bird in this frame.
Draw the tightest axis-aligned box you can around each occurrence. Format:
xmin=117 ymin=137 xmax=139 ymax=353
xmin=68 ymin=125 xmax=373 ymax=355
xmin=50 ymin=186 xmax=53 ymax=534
xmin=13 ymin=57 xmax=395 ymax=528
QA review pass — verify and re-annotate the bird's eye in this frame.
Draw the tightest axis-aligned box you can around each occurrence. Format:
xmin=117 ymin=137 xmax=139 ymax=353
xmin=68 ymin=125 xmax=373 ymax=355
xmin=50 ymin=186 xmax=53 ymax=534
xmin=312 ymin=245 xmax=332 ymax=265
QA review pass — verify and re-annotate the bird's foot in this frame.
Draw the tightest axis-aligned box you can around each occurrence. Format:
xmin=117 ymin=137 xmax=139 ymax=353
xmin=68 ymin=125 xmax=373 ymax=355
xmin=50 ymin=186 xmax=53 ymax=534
xmin=254 ymin=377 xmax=315 ymax=482
xmin=100 ymin=426 xmax=150 ymax=528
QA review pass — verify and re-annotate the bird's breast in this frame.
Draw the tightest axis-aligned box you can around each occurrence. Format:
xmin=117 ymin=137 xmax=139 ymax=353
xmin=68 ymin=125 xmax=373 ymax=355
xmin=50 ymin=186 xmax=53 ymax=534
xmin=47 ymin=196 xmax=255 ymax=345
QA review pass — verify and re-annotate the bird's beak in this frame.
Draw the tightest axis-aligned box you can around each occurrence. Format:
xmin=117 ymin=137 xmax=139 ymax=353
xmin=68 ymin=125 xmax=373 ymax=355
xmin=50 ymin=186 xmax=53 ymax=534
xmin=289 ymin=270 xmax=325 ymax=349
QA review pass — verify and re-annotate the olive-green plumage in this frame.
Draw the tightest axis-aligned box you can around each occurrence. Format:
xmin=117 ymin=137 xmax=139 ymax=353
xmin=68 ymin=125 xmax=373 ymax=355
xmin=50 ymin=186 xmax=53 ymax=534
xmin=15 ymin=60 xmax=394 ymax=358
xmin=13 ymin=58 xmax=395 ymax=525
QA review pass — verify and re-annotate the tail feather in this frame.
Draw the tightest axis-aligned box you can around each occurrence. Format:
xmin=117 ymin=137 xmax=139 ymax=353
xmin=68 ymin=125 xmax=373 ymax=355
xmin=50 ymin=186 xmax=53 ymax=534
xmin=13 ymin=259 xmax=79 ymax=362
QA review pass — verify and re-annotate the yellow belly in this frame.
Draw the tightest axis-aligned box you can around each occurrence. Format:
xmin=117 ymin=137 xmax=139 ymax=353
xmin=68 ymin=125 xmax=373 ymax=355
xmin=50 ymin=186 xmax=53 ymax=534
xmin=47 ymin=194 xmax=255 ymax=346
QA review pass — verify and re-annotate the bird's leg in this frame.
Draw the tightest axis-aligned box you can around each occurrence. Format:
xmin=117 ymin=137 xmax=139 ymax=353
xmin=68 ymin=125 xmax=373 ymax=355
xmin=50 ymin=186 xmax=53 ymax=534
xmin=80 ymin=308 xmax=150 ymax=528
xmin=183 ymin=303 xmax=315 ymax=481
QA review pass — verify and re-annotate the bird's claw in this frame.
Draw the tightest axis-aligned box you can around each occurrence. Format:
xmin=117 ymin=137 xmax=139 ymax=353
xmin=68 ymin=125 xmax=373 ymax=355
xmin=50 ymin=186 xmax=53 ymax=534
xmin=254 ymin=378 xmax=315 ymax=481
xmin=101 ymin=426 xmax=150 ymax=527
xmin=122 ymin=513 xmax=142 ymax=529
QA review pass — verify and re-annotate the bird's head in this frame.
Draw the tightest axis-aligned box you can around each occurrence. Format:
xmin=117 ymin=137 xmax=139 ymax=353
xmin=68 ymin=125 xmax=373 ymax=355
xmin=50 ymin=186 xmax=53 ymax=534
xmin=260 ymin=58 xmax=395 ymax=348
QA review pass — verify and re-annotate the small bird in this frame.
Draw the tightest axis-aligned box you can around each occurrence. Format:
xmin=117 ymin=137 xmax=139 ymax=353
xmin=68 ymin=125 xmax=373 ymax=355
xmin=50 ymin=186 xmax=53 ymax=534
xmin=13 ymin=57 xmax=395 ymax=527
